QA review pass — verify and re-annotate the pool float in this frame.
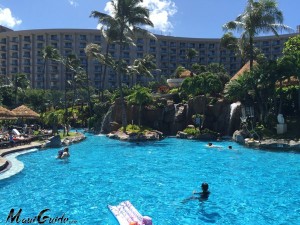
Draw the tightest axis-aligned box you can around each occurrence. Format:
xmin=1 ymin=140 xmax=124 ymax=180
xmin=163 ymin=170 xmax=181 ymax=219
xmin=108 ymin=201 xmax=152 ymax=225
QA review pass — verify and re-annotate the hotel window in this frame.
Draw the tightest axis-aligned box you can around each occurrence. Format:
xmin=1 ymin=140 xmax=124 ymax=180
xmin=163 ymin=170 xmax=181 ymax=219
xmin=123 ymin=52 xmax=130 ymax=58
xmin=150 ymin=39 xmax=156 ymax=45
xmin=95 ymin=66 xmax=102 ymax=72
xmin=150 ymin=46 xmax=156 ymax=52
xmin=79 ymin=50 xmax=85 ymax=56
xmin=208 ymin=43 xmax=215 ymax=49
xmin=1 ymin=68 xmax=6 ymax=74
xmin=161 ymin=41 xmax=167 ymax=46
xmin=64 ymin=43 xmax=72 ymax=48
xmin=23 ymin=44 xmax=31 ymax=49
xmin=137 ymin=46 xmax=143 ymax=51
xmin=37 ymin=43 xmax=44 ymax=49
xmin=137 ymin=38 xmax=143 ymax=44
xmin=64 ymin=50 xmax=72 ymax=55
xmin=80 ymin=35 xmax=87 ymax=41
xmin=79 ymin=42 xmax=86 ymax=48
xmin=1 ymin=53 xmax=6 ymax=59
xmin=24 ymin=67 xmax=31 ymax=73
xmin=51 ymin=42 xmax=58 ymax=48
xmin=23 ymin=52 xmax=31 ymax=58
xmin=24 ymin=59 xmax=30 ymax=65
xmin=179 ymin=42 xmax=186 ymax=48
xmin=37 ymin=35 xmax=44 ymax=41
xmin=189 ymin=43 xmax=195 ymax=48
xmin=65 ymin=35 xmax=72 ymax=40
xmin=137 ymin=53 xmax=143 ymax=58
xmin=51 ymin=35 xmax=58 ymax=40
xmin=11 ymin=60 xmax=18 ymax=66
xmin=109 ymin=44 xmax=116 ymax=50
xmin=199 ymin=43 xmax=205 ymax=48
xmin=11 ymin=45 xmax=18 ymax=50
xmin=273 ymin=40 xmax=280 ymax=45
xmin=12 ymin=52 xmax=18 ymax=58
xmin=170 ymin=42 xmax=176 ymax=47
xmin=11 ymin=37 xmax=18 ymax=42
xmin=263 ymin=41 xmax=269 ymax=46
xmin=95 ymin=35 xmax=101 ymax=41
xmin=0 ymin=38 xmax=6 ymax=44
xmin=179 ymin=49 xmax=186 ymax=55
xmin=24 ymin=36 xmax=31 ymax=42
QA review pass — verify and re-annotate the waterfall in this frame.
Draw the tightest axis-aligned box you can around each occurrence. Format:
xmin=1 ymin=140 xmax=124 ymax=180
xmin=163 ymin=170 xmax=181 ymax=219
xmin=100 ymin=105 xmax=113 ymax=134
xmin=227 ymin=102 xmax=241 ymax=135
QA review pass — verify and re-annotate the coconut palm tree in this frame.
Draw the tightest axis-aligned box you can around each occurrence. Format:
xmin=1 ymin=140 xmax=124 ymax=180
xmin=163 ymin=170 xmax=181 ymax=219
xmin=186 ymin=48 xmax=198 ymax=71
xmin=220 ymin=32 xmax=238 ymax=66
xmin=41 ymin=46 xmax=60 ymax=89
xmin=90 ymin=0 xmax=155 ymax=132
xmin=223 ymin=0 xmax=292 ymax=70
xmin=129 ymin=54 xmax=157 ymax=86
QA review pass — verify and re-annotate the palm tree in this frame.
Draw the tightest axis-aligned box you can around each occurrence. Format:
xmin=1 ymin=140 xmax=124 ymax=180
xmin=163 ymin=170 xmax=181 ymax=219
xmin=223 ymin=0 xmax=291 ymax=70
xmin=129 ymin=54 xmax=157 ymax=86
xmin=186 ymin=48 xmax=198 ymax=71
xmin=41 ymin=46 xmax=60 ymax=89
xmin=90 ymin=0 xmax=155 ymax=132
xmin=220 ymin=32 xmax=238 ymax=66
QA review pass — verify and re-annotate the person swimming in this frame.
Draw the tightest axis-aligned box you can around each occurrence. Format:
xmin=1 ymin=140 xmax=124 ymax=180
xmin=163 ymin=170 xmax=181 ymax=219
xmin=182 ymin=182 xmax=210 ymax=203
xmin=57 ymin=147 xmax=70 ymax=159
xmin=193 ymin=183 xmax=210 ymax=201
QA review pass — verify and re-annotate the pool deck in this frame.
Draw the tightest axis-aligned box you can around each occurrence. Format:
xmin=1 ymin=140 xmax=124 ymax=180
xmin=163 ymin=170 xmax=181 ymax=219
xmin=0 ymin=142 xmax=43 ymax=172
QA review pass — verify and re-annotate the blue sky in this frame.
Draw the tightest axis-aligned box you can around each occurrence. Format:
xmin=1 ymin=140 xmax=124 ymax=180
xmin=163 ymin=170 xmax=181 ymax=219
xmin=0 ymin=0 xmax=299 ymax=38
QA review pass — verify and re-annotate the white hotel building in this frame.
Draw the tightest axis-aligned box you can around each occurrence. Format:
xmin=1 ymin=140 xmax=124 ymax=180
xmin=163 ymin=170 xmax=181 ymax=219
xmin=0 ymin=25 xmax=299 ymax=90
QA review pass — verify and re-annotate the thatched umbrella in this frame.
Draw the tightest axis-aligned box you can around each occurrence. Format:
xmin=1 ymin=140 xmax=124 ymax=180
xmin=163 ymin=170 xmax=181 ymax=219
xmin=11 ymin=105 xmax=40 ymax=119
xmin=0 ymin=106 xmax=16 ymax=119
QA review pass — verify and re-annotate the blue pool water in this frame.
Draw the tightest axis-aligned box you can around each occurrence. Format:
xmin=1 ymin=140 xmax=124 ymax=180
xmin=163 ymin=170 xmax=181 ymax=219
xmin=0 ymin=133 xmax=300 ymax=224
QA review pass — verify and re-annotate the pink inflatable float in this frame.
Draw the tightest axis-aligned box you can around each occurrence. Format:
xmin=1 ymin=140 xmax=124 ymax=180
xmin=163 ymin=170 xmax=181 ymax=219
xmin=108 ymin=201 xmax=152 ymax=225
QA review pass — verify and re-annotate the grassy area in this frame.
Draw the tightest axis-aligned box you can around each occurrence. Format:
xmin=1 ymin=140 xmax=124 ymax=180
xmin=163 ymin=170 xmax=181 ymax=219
xmin=122 ymin=124 xmax=152 ymax=134
xmin=59 ymin=131 xmax=78 ymax=139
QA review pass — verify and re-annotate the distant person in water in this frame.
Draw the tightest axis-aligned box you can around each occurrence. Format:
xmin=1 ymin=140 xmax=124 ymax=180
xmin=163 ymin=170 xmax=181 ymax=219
xmin=208 ymin=143 xmax=213 ymax=147
xmin=57 ymin=147 xmax=70 ymax=159
xmin=182 ymin=182 xmax=210 ymax=203
xmin=228 ymin=146 xmax=233 ymax=150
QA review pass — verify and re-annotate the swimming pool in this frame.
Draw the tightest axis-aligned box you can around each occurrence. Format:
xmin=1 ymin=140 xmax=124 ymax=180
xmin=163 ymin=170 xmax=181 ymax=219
xmin=0 ymin=133 xmax=299 ymax=224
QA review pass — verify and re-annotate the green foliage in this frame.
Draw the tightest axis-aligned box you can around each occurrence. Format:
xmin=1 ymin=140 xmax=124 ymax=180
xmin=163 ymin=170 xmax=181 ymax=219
xmin=173 ymin=66 xmax=186 ymax=78
xmin=183 ymin=127 xmax=200 ymax=136
xmin=224 ymin=71 xmax=254 ymax=102
xmin=181 ymin=72 xmax=222 ymax=97
xmin=126 ymin=85 xmax=153 ymax=106
xmin=168 ymin=88 xmax=179 ymax=94
xmin=0 ymin=85 xmax=14 ymax=106
xmin=124 ymin=124 xmax=151 ymax=134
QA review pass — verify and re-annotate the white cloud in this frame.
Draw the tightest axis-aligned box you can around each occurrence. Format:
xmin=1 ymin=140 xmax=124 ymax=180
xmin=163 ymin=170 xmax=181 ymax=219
xmin=68 ymin=0 xmax=79 ymax=7
xmin=0 ymin=7 xmax=22 ymax=28
xmin=104 ymin=0 xmax=177 ymax=33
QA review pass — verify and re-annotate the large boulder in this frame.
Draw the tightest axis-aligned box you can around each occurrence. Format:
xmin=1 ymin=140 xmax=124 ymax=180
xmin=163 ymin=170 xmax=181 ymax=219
xmin=232 ymin=130 xmax=245 ymax=144
xmin=44 ymin=135 xmax=62 ymax=148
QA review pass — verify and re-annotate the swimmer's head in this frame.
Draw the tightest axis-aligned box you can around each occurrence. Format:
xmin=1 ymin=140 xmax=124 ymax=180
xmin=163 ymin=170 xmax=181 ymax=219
xmin=201 ymin=183 xmax=209 ymax=191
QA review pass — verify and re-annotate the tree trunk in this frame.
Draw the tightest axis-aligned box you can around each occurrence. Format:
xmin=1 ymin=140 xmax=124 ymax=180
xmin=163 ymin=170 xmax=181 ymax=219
xmin=117 ymin=26 xmax=128 ymax=133
xmin=101 ymin=44 xmax=110 ymax=102
xmin=249 ymin=35 xmax=254 ymax=70
xmin=138 ymin=104 xmax=142 ymax=126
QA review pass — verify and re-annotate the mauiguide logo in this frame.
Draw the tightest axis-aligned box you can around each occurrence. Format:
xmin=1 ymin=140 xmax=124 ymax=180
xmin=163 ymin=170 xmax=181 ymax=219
xmin=4 ymin=208 xmax=77 ymax=224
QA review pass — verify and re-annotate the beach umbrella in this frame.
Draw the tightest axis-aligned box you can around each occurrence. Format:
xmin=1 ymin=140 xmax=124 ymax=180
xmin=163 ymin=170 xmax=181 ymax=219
xmin=11 ymin=105 xmax=40 ymax=119
xmin=0 ymin=106 xmax=16 ymax=119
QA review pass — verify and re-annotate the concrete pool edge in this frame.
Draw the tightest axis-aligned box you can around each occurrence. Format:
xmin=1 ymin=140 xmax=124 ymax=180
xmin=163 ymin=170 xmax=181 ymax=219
xmin=0 ymin=142 xmax=43 ymax=173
